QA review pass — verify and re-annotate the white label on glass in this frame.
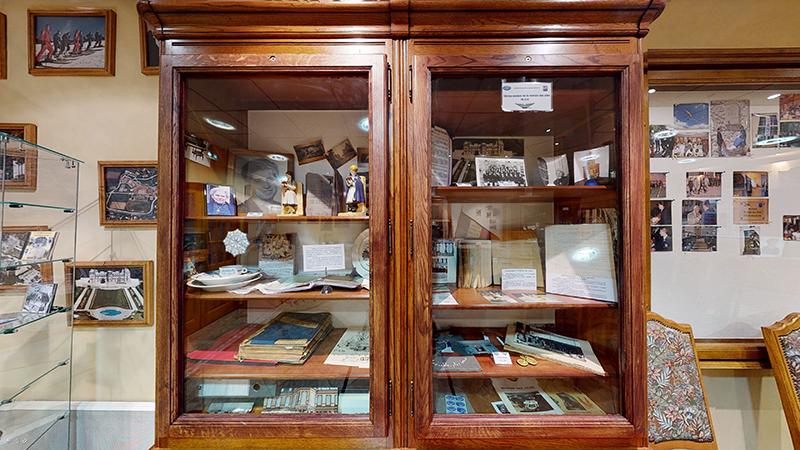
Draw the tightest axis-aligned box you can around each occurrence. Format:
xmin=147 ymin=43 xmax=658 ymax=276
xmin=501 ymin=81 xmax=553 ymax=112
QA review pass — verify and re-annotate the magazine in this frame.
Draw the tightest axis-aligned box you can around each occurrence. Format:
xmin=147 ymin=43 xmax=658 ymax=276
xmin=324 ymin=328 xmax=370 ymax=369
xmin=492 ymin=378 xmax=563 ymax=415
xmin=20 ymin=231 xmax=58 ymax=262
xmin=504 ymin=322 xmax=606 ymax=376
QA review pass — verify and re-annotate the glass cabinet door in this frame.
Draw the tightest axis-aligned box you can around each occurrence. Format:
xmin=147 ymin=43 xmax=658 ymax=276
xmin=411 ymin=49 xmax=643 ymax=442
xmin=177 ymin=59 xmax=388 ymax=437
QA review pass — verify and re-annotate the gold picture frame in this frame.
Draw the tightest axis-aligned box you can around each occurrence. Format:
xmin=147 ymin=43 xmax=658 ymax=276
xmin=28 ymin=9 xmax=116 ymax=76
xmin=97 ymin=161 xmax=158 ymax=228
xmin=0 ymin=123 xmax=38 ymax=191
xmin=66 ymin=260 xmax=154 ymax=327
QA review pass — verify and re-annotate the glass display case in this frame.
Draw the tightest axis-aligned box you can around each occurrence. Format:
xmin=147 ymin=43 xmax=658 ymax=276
xmin=409 ymin=41 xmax=647 ymax=447
xmin=0 ymin=132 xmax=80 ymax=449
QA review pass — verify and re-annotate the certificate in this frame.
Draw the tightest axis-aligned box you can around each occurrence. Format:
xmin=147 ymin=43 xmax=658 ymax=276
xmin=431 ymin=126 xmax=452 ymax=186
xmin=501 ymin=269 xmax=537 ymax=291
xmin=544 ymin=224 xmax=617 ymax=302
xmin=302 ymin=244 xmax=346 ymax=272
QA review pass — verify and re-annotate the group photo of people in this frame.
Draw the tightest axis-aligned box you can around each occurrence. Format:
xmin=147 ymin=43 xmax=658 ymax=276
xmin=33 ymin=15 xmax=107 ymax=69
xmin=475 ymin=157 xmax=527 ymax=187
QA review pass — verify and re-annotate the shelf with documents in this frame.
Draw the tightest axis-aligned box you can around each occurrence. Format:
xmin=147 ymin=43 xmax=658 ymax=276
xmin=432 ymin=185 xmax=617 ymax=204
xmin=185 ymin=288 xmax=370 ymax=302
xmin=433 ymin=288 xmax=616 ymax=310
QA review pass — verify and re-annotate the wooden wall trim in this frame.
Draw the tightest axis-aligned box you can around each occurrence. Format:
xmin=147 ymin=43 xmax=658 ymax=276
xmin=646 ymin=48 xmax=800 ymax=71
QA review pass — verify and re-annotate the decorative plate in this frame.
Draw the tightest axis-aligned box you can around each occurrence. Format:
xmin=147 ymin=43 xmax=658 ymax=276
xmin=352 ymin=229 xmax=369 ymax=279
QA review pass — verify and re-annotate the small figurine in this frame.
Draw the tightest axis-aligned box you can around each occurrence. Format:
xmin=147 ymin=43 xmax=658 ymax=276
xmin=339 ymin=164 xmax=367 ymax=216
xmin=279 ymin=173 xmax=304 ymax=216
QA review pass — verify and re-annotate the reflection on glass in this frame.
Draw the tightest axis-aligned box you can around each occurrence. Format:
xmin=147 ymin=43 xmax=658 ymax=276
xmin=429 ymin=76 xmax=621 ymax=415
xmin=181 ymin=75 xmax=372 ymax=415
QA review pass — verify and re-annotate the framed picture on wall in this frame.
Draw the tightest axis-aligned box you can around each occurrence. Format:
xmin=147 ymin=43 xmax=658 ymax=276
xmin=227 ymin=149 xmax=294 ymax=216
xmin=66 ymin=260 xmax=153 ymax=327
xmin=28 ymin=9 xmax=116 ymax=76
xmin=98 ymin=161 xmax=158 ymax=227
xmin=0 ymin=123 xmax=38 ymax=191
xmin=0 ymin=225 xmax=54 ymax=291
xmin=139 ymin=16 xmax=159 ymax=75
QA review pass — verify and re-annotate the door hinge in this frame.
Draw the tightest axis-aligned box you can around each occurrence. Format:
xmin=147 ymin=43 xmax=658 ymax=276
xmin=408 ymin=64 xmax=413 ymax=103
xmin=387 ymin=63 xmax=392 ymax=103
xmin=388 ymin=219 xmax=393 ymax=255
xmin=388 ymin=379 xmax=393 ymax=416
xmin=410 ymin=380 xmax=414 ymax=416
xmin=409 ymin=220 xmax=414 ymax=257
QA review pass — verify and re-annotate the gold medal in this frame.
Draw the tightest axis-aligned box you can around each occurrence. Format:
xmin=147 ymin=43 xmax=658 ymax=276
xmin=525 ymin=355 xmax=538 ymax=366
xmin=516 ymin=358 xmax=529 ymax=367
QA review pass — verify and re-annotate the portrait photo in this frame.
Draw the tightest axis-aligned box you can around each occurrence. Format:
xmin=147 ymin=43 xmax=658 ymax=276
xmin=649 ymin=125 xmax=675 ymax=158
xmin=733 ymin=171 xmax=768 ymax=197
xmin=685 ymin=172 xmax=722 ymax=198
xmin=227 ymin=150 xmax=293 ymax=215
xmin=682 ymin=200 xmax=718 ymax=226
xmin=650 ymin=200 xmax=672 ymax=226
xmin=98 ymin=161 xmax=158 ymax=227
xmin=651 ymin=226 xmax=673 ymax=252
xmin=67 ymin=261 xmax=153 ymax=327
xmin=783 ymin=215 xmax=800 ymax=241
xmin=0 ymin=123 xmax=38 ymax=190
xmin=673 ymin=103 xmax=709 ymax=129
xmin=293 ymin=139 xmax=326 ymax=166
xmin=475 ymin=157 xmax=527 ymax=187
xmin=650 ymin=173 xmax=667 ymax=198
xmin=205 ymin=184 xmax=237 ymax=216
xmin=710 ymin=99 xmax=750 ymax=157
xmin=682 ymin=226 xmax=718 ymax=252
xmin=28 ymin=9 xmax=116 ymax=76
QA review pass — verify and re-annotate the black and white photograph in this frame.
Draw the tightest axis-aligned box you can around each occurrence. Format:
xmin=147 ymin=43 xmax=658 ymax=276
xmin=682 ymin=226 xmax=718 ymax=252
xmin=733 ymin=171 xmax=768 ymax=197
xmin=685 ymin=172 xmax=722 ymax=198
xmin=650 ymin=200 xmax=672 ymax=226
xmin=537 ymin=154 xmax=569 ymax=186
xmin=205 ymin=184 xmax=237 ymax=216
xmin=741 ymin=226 xmax=761 ymax=256
xmin=0 ymin=123 xmax=38 ymax=190
xmin=649 ymin=125 xmax=676 ymax=158
xmin=651 ymin=226 xmax=672 ymax=252
xmin=710 ymin=99 xmax=750 ymax=157
xmin=22 ymin=282 xmax=57 ymax=314
xmin=752 ymin=113 xmax=779 ymax=147
xmin=475 ymin=157 xmax=527 ymax=187
xmin=228 ymin=150 xmax=292 ymax=215
xmin=29 ymin=10 xmax=116 ymax=76
xmin=682 ymin=200 xmax=718 ymax=226
xmin=0 ymin=227 xmax=52 ymax=289
xmin=784 ymin=215 xmax=800 ymax=241
xmin=503 ymin=391 xmax=561 ymax=414
xmin=650 ymin=173 xmax=667 ymax=198
xmin=326 ymin=138 xmax=357 ymax=169
xmin=68 ymin=261 xmax=153 ymax=326
xmin=451 ymin=137 xmax=524 ymax=185
xmin=99 ymin=162 xmax=158 ymax=227
xmin=293 ymin=138 xmax=327 ymax=165
xmin=20 ymin=230 xmax=58 ymax=262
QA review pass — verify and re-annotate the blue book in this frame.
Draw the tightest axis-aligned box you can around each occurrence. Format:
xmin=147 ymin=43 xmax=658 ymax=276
xmin=248 ymin=312 xmax=331 ymax=346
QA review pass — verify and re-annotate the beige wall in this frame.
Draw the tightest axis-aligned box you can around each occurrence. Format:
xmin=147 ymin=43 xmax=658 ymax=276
xmin=0 ymin=0 xmax=158 ymax=402
xmin=646 ymin=1 xmax=798 ymax=449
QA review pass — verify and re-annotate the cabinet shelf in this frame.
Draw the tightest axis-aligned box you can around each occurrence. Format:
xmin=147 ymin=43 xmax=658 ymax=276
xmin=185 ymin=288 xmax=370 ymax=302
xmin=185 ymin=215 xmax=369 ymax=222
xmin=185 ymin=328 xmax=369 ymax=380
xmin=432 ymin=185 xmax=616 ymax=203
xmin=434 ymin=287 xmax=616 ymax=310
xmin=1 ymin=201 xmax=76 ymax=212
xmin=0 ymin=307 xmax=71 ymax=335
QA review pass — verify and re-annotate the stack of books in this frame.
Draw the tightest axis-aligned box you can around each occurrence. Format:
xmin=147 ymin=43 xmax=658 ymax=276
xmin=237 ymin=312 xmax=332 ymax=364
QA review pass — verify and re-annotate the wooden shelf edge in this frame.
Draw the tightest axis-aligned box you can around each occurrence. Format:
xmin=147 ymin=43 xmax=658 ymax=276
xmin=186 ymin=288 xmax=370 ymax=302
xmin=185 ymin=215 xmax=369 ymax=222
xmin=434 ymin=287 xmax=617 ymax=310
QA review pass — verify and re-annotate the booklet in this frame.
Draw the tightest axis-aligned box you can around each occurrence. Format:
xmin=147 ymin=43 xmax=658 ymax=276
xmin=491 ymin=378 xmax=563 ymax=415
xmin=504 ymin=322 xmax=606 ymax=376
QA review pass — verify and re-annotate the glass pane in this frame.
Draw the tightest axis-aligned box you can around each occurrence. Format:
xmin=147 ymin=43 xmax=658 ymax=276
xmin=429 ymin=75 xmax=621 ymax=416
xmin=181 ymin=74 xmax=372 ymax=416
xmin=648 ymin=84 xmax=800 ymax=338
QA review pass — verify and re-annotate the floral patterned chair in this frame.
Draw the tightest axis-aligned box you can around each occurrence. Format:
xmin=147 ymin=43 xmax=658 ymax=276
xmin=762 ymin=312 xmax=800 ymax=449
xmin=647 ymin=312 xmax=717 ymax=449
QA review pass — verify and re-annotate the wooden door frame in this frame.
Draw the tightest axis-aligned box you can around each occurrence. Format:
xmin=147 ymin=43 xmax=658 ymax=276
xmin=407 ymin=39 xmax=648 ymax=449
xmin=155 ymin=41 xmax=393 ymax=448
xmin=644 ymin=47 xmax=800 ymax=370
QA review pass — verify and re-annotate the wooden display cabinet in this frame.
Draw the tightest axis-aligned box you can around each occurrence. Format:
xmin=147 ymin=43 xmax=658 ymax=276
xmin=140 ymin=1 xmax=663 ymax=448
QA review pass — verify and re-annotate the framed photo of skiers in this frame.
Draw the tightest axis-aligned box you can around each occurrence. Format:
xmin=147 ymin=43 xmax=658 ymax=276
xmin=28 ymin=9 xmax=116 ymax=76
xmin=97 ymin=161 xmax=158 ymax=227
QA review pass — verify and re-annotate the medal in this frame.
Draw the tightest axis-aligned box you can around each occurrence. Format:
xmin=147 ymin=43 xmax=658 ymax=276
xmin=525 ymin=355 xmax=538 ymax=366
xmin=516 ymin=358 xmax=529 ymax=367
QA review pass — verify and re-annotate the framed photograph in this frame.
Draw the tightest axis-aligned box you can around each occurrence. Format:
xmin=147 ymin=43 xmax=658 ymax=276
xmin=293 ymin=139 xmax=326 ymax=166
xmin=682 ymin=200 xmax=718 ymax=226
xmin=682 ymin=226 xmax=718 ymax=252
xmin=673 ymin=103 xmax=709 ymax=129
xmin=650 ymin=200 xmax=672 ymax=226
xmin=650 ymin=226 xmax=672 ymax=252
xmin=326 ymin=138 xmax=357 ymax=169
xmin=227 ymin=149 xmax=294 ymax=215
xmin=1 ymin=13 xmax=6 ymax=79
xmin=649 ymin=125 xmax=675 ymax=158
xmin=779 ymin=121 xmax=800 ymax=148
xmin=475 ymin=157 xmax=527 ymax=187
xmin=650 ymin=173 xmax=667 ymax=198
xmin=139 ymin=16 xmax=158 ymax=75
xmin=685 ymin=172 xmax=721 ymax=198
xmin=205 ymin=184 xmax=237 ymax=216
xmin=733 ymin=171 xmax=768 ymax=197
xmin=733 ymin=198 xmax=769 ymax=225
xmin=784 ymin=215 xmax=800 ymax=241
xmin=752 ymin=113 xmax=779 ymax=147
xmin=710 ymin=99 xmax=750 ymax=157
xmin=67 ymin=260 xmax=153 ymax=326
xmin=0 ymin=123 xmax=38 ymax=191
xmin=780 ymin=94 xmax=800 ymax=121
xmin=28 ymin=9 xmax=116 ymax=76
xmin=0 ymin=226 xmax=54 ymax=290
xmin=672 ymin=130 xmax=709 ymax=158
xmin=22 ymin=283 xmax=58 ymax=314
xmin=98 ymin=161 xmax=158 ymax=227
